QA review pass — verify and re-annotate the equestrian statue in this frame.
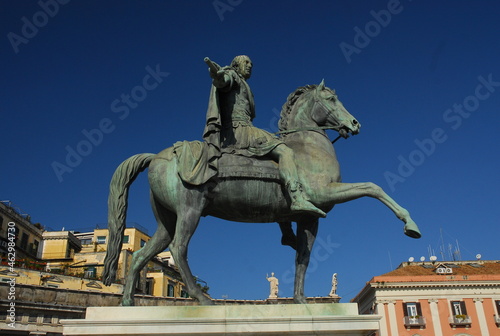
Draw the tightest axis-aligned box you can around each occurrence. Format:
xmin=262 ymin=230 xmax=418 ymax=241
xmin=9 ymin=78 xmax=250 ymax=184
xmin=103 ymin=55 xmax=421 ymax=306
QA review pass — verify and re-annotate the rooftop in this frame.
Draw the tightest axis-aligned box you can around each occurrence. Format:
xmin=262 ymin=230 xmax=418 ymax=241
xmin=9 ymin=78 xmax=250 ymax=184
xmin=352 ymin=260 xmax=500 ymax=303
xmin=380 ymin=260 xmax=500 ymax=277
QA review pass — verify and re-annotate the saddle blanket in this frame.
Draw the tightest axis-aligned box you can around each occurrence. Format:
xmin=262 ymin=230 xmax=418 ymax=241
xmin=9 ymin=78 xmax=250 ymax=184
xmin=169 ymin=140 xmax=280 ymax=185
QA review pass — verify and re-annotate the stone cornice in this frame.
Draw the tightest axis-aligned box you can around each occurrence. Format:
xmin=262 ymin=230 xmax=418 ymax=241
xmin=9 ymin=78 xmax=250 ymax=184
xmin=370 ymin=281 xmax=500 ymax=290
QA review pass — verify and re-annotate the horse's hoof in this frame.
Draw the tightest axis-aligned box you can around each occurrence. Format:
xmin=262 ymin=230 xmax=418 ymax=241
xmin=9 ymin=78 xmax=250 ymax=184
xmin=197 ymin=296 xmax=214 ymax=305
xmin=293 ymin=296 xmax=307 ymax=304
xmin=121 ymin=299 xmax=135 ymax=306
xmin=404 ymin=221 xmax=421 ymax=239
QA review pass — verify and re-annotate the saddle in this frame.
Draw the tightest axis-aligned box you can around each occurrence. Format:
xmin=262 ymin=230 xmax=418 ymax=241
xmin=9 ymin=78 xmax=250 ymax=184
xmin=218 ymin=153 xmax=279 ymax=180
xmin=163 ymin=140 xmax=280 ymax=186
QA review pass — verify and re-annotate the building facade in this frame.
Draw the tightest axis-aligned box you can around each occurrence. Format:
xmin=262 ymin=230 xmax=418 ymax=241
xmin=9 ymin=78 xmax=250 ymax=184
xmin=39 ymin=225 xmax=188 ymax=297
xmin=0 ymin=201 xmax=43 ymax=262
xmin=0 ymin=201 xmax=192 ymax=335
xmin=352 ymin=260 xmax=500 ymax=336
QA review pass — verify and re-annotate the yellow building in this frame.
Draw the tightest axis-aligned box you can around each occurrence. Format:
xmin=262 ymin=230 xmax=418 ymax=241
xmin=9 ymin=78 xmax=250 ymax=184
xmin=40 ymin=225 xmax=189 ymax=298
xmin=71 ymin=226 xmax=151 ymax=283
xmin=147 ymin=271 xmax=188 ymax=298
xmin=41 ymin=231 xmax=82 ymax=261
xmin=92 ymin=227 xmax=151 ymax=253
xmin=1 ymin=200 xmax=195 ymax=299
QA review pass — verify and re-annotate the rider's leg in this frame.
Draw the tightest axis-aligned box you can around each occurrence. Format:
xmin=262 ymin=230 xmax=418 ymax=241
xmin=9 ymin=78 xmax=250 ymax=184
xmin=270 ymin=145 xmax=326 ymax=218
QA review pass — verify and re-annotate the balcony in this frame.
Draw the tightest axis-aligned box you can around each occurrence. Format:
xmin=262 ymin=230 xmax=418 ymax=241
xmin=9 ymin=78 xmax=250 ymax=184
xmin=449 ymin=315 xmax=472 ymax=327
xmin=404 ymin=316 xmax=426 ymax=328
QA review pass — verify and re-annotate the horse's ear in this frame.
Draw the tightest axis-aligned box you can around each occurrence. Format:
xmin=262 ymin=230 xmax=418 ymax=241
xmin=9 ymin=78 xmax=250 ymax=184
xmin=317 ymin=79 xmax=325 ymax=91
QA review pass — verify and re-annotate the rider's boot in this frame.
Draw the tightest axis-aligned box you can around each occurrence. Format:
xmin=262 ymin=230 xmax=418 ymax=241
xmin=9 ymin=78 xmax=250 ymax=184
xmin=287 ymin=181 xmax=326 ymax=218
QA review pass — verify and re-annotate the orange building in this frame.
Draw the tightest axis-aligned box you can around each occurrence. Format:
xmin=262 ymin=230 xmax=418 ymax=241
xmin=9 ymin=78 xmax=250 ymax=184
xmin=352 ymin=260 xmax=500 ymax=336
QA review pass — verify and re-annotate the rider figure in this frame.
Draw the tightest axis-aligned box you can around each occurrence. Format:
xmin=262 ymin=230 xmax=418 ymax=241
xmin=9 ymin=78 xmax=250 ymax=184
xmin=203 ymin=55 xmax=326 ymax=219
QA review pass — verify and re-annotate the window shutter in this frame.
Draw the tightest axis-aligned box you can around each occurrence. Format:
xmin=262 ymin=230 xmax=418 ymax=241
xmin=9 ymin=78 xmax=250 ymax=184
xmin=416 ymin=302 xmax=422 ymax=316
xmin=402 ymin=303 xmax=408 ymax=316
xmin=460 ymin=301 xmax=467 ymax=314
xmin=496 ymin=301 xmax=500 ymax=314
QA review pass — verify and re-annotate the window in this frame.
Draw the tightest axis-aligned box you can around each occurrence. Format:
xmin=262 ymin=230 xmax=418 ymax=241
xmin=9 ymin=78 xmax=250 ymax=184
xmin=20 ymin=232 xmax=29 ymax=250
xmin=451 ymin=301 xmax=467 ymax=316
xmin=140 ymin=239 xmax=146 ymax=247
xmin=495 ymin=300 xmax=500 ymax=314
xmin=80 ymin=238 xmax=92 ymax=245
xmin=180 ymin=290 xmax=189 ymax=298
xmin=84 ymin=267 xmax=96 ymax=279
xmin=450 ymin=301 xmax=470 ymax=326
xmin=145 ymin=279 xmax=154 ymax=295
xmin=404 ymin=302 xmax=421 ymax=317
xmin=96 ymin=236 xmax=106 ymax=244
xmin=167 ymin=284 xmax=174 ymax=297
xmin=33 ymin=239 xmax=39 ymax=252
xmin=30 ymin=240 xmax=40 ymax=256
xmin=122 ymin=235 xmax=130 ymax=244
xmin=403 ymin=302 xmax=425 ymax=327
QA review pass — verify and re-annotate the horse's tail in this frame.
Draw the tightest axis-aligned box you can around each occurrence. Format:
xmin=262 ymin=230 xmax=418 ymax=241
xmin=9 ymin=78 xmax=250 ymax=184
xmin=102 ymin=153 xmax=155 ymax=286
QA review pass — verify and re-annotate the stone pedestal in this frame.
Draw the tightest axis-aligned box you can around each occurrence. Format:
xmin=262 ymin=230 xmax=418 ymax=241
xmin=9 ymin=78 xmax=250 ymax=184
xmin=61 ymin=303 xmax=380 ymax=335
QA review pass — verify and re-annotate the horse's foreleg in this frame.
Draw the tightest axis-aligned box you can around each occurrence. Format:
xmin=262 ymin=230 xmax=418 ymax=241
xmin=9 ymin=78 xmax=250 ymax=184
xmin=122 ymin=198 xmax=176 ymax=306
xmin=294 ymin=218 xmax=318 ymax=304
xmin=327 ymin=182 xmax=421 ymax=238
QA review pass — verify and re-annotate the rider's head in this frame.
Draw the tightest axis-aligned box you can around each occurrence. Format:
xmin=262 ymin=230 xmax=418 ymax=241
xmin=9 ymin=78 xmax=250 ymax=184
xmin=231 ymin=55 xmax=252 ymax=80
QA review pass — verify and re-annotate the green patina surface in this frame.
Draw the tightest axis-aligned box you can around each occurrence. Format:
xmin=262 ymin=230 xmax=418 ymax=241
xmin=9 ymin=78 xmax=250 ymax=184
xmin=86 ymin=303 xmax=358 ymax=320
xmin=102 ymin=56 xmax=420 ymax=307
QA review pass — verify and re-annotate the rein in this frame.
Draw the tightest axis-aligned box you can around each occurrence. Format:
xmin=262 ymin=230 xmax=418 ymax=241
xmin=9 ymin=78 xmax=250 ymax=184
xmin=274 ymin=126 xmax=343 ymax=144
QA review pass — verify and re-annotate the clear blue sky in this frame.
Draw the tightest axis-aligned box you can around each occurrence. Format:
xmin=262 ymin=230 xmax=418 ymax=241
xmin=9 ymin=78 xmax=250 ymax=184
xmin=2 ymin=1 xmax=500 ymax=302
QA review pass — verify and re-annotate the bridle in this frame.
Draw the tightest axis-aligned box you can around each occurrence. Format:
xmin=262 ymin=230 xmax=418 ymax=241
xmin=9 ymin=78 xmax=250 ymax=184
xmin=275 ymin=90 xmax=346 ymax=144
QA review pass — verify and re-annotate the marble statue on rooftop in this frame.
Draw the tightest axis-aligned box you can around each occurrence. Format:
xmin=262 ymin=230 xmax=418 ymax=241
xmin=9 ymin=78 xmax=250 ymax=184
xmin=329 ymin=273 xmax=338 ymax=297
xmin=266 ymin=272 xmax=279 ymax=299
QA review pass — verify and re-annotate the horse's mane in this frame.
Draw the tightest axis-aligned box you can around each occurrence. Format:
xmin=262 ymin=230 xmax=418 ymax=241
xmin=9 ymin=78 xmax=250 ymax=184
xmin=278 ymin=85 xmax=317 ymax=132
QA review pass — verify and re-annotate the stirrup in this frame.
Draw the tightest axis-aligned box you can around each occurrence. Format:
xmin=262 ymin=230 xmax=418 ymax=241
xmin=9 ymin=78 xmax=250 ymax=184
xmin=291 ymin=201 xmax=326 ymax=218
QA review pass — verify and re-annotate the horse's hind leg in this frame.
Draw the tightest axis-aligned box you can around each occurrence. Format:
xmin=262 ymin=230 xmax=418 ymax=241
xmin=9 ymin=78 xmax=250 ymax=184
xmin=294 ymin=218 xmax=318 ymax=304
xmin=327 ymin=182 xmax=421 ymax=238
xmin=168 ymin=191 xmax=212 ymax=305
xmin=122 ymin=196 xmax=176 ymax=306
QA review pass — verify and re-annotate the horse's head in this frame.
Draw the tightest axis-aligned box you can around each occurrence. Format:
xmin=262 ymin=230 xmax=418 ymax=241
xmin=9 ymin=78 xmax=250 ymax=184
xmin=311 ymin=80 xmax=360 ymax=138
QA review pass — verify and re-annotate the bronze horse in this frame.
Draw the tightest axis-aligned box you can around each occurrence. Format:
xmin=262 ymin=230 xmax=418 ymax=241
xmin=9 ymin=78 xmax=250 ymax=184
xmin=103 ymin=82 xmax=421 ymax=305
